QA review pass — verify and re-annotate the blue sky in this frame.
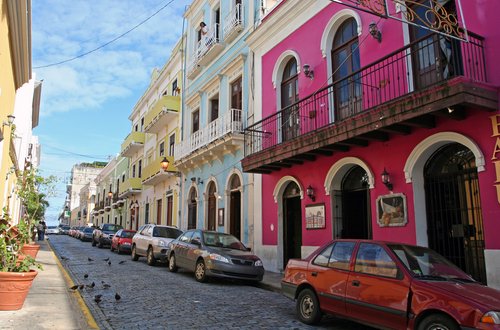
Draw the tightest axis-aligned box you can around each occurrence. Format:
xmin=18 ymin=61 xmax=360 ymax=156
xmin=32 ymin=0 xmax=192 ymax=224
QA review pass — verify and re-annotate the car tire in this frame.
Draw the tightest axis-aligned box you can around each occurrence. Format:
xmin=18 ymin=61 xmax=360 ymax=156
xmin=91 ymin=239 xmax=96 ymax=247
xmin=131 ymin=245 xmax=139 ymax=261
xmin=147 ymin=247 xmax=156 ymax=266
xmin=168 ymin=254 xmax=178 ymax=273
xmin=195 ymin=259 xmax=207 ymax=283
xmin=417 ymin=314 xmax=458 ymax=330
xmin=296 ymin=288 xmax=322 ymax=325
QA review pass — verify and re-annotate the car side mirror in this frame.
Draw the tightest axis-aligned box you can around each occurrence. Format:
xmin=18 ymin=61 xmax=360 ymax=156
xmin=191 ymin=238 xmax=201 ymax=246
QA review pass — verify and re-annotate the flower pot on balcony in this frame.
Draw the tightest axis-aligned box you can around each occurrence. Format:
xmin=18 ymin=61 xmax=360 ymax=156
xmin=20 ymin=243 xmax=40 ymax=259
xmin=0 ymin=270 xmax=38 ymax=310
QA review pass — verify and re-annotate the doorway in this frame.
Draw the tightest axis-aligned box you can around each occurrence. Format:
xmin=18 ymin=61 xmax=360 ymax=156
xmin=229 ymin=174 xmax=241 ymax=240
xmin=424 ymin=143 xmax=486 ymax=283
xmin=207 ymin=182 xmax=217 ymax=231
xmin=187 ymin=188 xmax=197 ymax=229
xmin=283 ymin=182 xmax=302 ymax=267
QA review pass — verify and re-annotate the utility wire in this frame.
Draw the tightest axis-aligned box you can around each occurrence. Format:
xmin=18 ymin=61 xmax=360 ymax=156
xmin=43 ymin=144 xmax=112 ymax=159
xmin=34 ymin=0 xmax=175 ymax=69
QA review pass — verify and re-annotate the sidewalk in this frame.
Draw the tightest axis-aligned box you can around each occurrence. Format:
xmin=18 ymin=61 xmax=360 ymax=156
xmin=0 ymin=239 xmax=284 ymax=330
xmin=0 ymin=240 xmax=91 ymax=330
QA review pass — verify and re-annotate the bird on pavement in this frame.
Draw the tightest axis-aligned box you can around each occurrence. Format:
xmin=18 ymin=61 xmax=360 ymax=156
xmin=103 ymin=257 xmax=110 ymax=262
xmin=88 ymin=257 xmax=94 ymax=262
xmin=61 ymin=256 xmax=69 ymax=260
xmin=86 ymin=282 xmax=95 ymax=289
xmin=103 ymin=283 xmax=111 ymax=289
xmin=79 ymin=285 xmax=85 ymax=290
xmin=69 ymin=285 xmax=78 ymax=290
xmin=118 ymin=260 xmax=126 ymax=264
xmin=84 ymin=274 xmax=89 ymax=279
xmin=115 ymin=293 xmax=121 ymax=301
xmin=94 ymin=294 xmax=102 ymax=304
xmin=108 ymin=261 xmax=112 ymax=266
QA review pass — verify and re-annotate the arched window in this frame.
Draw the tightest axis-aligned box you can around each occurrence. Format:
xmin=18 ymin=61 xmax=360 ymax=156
xmin=332 ymin=18 xmax=361 ymax=120
xmin=280 ymin=58 xmax=299 ymax=142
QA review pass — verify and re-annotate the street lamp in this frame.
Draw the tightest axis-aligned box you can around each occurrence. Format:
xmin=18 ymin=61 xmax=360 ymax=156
xmin=160 ymin=157 xmax=169 ymax=171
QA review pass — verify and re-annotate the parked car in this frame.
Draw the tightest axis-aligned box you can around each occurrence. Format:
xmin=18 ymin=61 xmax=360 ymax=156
xmin=167 ymin=230 xmax=264 ymax=283
xmin=131 ymin=224 xmax=183 ymax=266
xmin=92 ymin=223 xmax=123 ymax=248
xmin=110 ymin=229 xmax=136 ymax=254
xmin=45 ymin=225 xmax=60 ymax=235
xmin=59 ymin=225 xmax=70 ymax=235
xmin=281 ymin=239 xmax=500 ymax=329
xmin=80 ymin=227 xmax=94 ymax=242
xmin=74 ymin=227 xmax=85 ymax=240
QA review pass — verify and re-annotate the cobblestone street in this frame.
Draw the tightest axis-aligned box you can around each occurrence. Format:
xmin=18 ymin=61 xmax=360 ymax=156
xmin=48 ymin=235 xmax=368 ymax=329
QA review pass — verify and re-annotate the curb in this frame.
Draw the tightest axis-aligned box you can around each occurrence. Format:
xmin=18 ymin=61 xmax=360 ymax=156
xmin=47 ymin=240 xmax=100 ymax=330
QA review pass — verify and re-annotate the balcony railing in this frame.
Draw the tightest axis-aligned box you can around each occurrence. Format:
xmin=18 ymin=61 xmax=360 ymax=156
xmin=244 ymin=32 xmax=486 ymax=156
xmin=175 ymin=108 xmax=243 ymax=160
xmin=223 ymin=3 xmax=243 ymax=43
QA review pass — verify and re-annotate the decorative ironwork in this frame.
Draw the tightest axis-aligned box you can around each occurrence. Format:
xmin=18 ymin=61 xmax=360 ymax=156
xmin=330 ymin=0 xmax=388 ymax=17
xmin=391 ymin=0 xmax=467 ymax=41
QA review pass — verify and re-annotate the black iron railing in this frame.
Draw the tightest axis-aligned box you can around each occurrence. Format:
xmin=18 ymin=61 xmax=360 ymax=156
xmin=244 ymin=32 xmax=485 ymax=156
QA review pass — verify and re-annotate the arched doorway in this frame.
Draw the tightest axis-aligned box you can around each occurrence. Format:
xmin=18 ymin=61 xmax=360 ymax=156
xmin=283 ymin=181 xmax=302 ymax=266
xmin=280 ymin=58 xmax=299 ymax=142
xmin=229 ymin=174 xmax=241 ymax=240
xmin=207 ymin=182 xmax=217 ymax=231
xmin=333 ymin=165 xmax=371 ymax=239
xmin=332 ymin=17 xmax=361 ymax=120
xmin=424 ymin=143 xmax=486 ymax=283
xmin=187 ymin=188 xmax=197 ymax=230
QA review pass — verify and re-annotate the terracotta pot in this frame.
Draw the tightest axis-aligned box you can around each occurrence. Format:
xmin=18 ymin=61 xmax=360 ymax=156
xmin=21 ymin=243 xmax=40 ymax=259
xmin=0 ymin=270 xmax=38 ymax=310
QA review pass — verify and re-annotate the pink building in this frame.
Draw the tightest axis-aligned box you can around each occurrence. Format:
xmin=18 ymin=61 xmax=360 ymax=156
xmin=243 ymin=0 xmax=500 ymax=288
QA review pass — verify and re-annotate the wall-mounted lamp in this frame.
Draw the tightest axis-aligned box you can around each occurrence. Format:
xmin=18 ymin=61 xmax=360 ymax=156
xmin=306 ymin=185 xmax=315 ymax=202
xmin=2 ymin=115 xmax=15 ymax=126
xmin=108 ymin=191 xmax=113 ymax=199
xmin=381 ymin=168 xmax=393 ymax=191
xmin=191 ymin=177 xmax=203 ymax=185
xmin=369 ymin=22 xmax=382 ymax=43
xmin=160 ymin=157 xmax=169 ymax=171
xmin=303 ymin=64 xmax=314 ymax=79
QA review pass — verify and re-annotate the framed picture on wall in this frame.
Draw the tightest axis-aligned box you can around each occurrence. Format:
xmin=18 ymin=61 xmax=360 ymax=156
xmin=218 ymin=208 xmax=224 ymax=226
xmin=376 ymin=193 xmax=407 ymax=227
xmin=305 ymin=204 xmax=326 ymax=229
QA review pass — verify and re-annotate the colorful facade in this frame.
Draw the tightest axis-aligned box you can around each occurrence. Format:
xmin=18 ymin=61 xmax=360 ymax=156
xmin=243 ymin=0 xmax=500 ymax=288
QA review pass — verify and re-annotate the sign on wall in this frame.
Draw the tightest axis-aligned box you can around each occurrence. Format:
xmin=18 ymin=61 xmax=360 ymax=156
xmin=305 ymin=204 xmax=326 ymax=229
xmin=376 ymin=193 xmax=407 ymax=227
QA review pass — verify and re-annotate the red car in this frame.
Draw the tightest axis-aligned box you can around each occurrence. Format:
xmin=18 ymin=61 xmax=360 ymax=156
xmin=281 ymin=240 xmax=500 ymax=330
xmin=110 ymin=229 xmax=136 ymax=254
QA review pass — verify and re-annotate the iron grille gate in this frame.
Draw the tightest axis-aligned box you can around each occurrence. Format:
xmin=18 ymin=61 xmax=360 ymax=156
xmin=424 ymin=169 xmax=486 ymax=284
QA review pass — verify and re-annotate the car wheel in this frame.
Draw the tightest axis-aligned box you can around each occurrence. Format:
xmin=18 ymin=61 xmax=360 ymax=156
xmin=195 ymin=259 xmax=207 ymax=283
xmin=131 ymin=245 xmax=139 ymax=261
xmin=168 ymin=254 xmax=178 ymax=273
xmin=296 ymin=288 xmax=322 ymax=325
xmin=417 ymin=314 xmax=458 ymax=330
xmin=91 ymin=239 xmax=96 ymax=247
xmin=147 ymin=247 xmax=156 ymax=266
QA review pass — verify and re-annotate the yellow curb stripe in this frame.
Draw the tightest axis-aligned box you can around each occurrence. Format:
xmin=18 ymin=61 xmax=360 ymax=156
xmin=48 ymin=243 xmax=100 ymax=330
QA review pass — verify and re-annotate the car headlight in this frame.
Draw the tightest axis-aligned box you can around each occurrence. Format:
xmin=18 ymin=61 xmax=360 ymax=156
xmin=157 ymin=240 xmax=166 ymax=247
xmin=254 ymin=259 xmax=263 ymax=267
xmin=481 ymin=311 xmax=500 ymax=325
xmin=209 ymin=253 xmax=230 ymax=263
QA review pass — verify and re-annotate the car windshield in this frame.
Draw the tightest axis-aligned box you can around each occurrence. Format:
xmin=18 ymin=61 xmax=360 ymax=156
xmin=48 ymin=226 xmax=57 ymax=229
xmin=203 ymin=232 xmax=246 ymax=251
xmin=153 ymin=227 xmax=182 ymax=239
xmin=389 ymin=244 xmax=473 ymax=281
xmin=121 ymin=231 xmax=135 ymax=238
xmin=105 ymin=225 xmax=122 ymax=232
xmin=84 ymin=228 xmax=94 ymax=233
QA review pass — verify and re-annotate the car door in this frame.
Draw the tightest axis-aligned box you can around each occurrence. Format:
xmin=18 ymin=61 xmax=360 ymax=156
xmin=137 ymin=225 xmax=151 ymax=256
xmin=175 ymin=231 xmax=194 ymax=268
xmin=185 ymin=230 xmax=203 ymax=271
xmin=307 ymin=241 xmax=354 ymax=317
xmin=345 ymin=243 xmax=410 ymax=329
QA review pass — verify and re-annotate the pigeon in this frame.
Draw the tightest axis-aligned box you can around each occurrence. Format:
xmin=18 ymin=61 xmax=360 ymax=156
xmin=118 ymin=260 xmax=126 ymax=265
xmin=115 ymin=293 xmax=121 ymax=301
xmin=79 ymin=284 xmax=85 ymax=290
xmin=86 ymin=281 xmax=95 ymax=289
xmin=94 ymin=294 xmax=102 ymax=304
xmin=103 ymin=257 xmax=110 ymax=262
xmin=84 ymin=274 xmax=89 ymax=279
xmin=103 ymin=283 xmax=111 ymax=289
xmin=69 ymin=285 xmax=79 ymax=290
xmin=108 ymin=261 xmax=112 ymax=266
xmin=61 ymin=256 xmax=69 ymax=260
xmin=88 ymin=257 xmax=94 ymax=262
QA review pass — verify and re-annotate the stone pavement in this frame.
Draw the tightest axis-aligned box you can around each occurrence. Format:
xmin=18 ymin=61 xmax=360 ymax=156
xmin=0 ymin=239 xmax=94 ymax=330
xmin=0 ymin=238 xmax=284 ymax=330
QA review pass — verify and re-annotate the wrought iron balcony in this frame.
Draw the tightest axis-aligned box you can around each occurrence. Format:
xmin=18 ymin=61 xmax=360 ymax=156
xmin=144 ymin=95 xmax=180 ymax=134
xmin=223 ymin=3 xmax=243 ymax=43
xmin=175 ymin=108 xmax=244 ymax=168
xmin=242 ymin=32 xmax=497 ymax=173
xmin=121 ymin=131 xmax=145 ymax=157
